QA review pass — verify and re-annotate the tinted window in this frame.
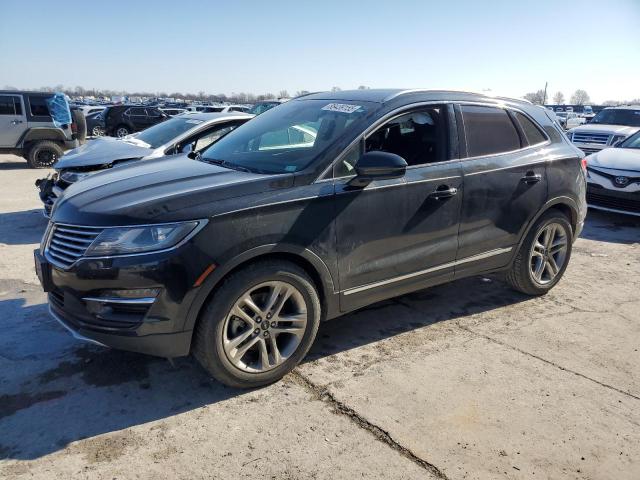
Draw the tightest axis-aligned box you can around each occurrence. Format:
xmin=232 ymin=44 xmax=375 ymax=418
xmin=128 ymin=107 xmax=146 ymax=116
xmin=514 ymin=112 xmax=547 ymax=146
xmin=193 ymin=124 xmax=237 ymax=151
xmin=0 ymin=96 xmax=16 ymax=115
xmin=590 ymin=109 xmax=640 ymax=127
xmin=29 ymin=96 xmax=51 ymax=116
xmin=461 ymin=105 xmax=521 ymax=157
xmin=135 ymin=117 xmax=204 ymax=148
xmin=365 ymin=107 xmax=449 ymax=166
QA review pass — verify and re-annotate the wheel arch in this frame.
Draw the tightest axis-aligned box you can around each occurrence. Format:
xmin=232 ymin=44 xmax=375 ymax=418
xmin=513 ymin=196 xmax=579 ymax=258
xmin=182 ymin=244 xmax=338 ymax=348
xmin=20 ymin=128 xmax=66 ymax=146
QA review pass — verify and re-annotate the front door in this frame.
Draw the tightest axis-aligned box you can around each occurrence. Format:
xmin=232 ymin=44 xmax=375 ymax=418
xmin=0 ymin=95 xmax=27 ymax=147
xmin=334 ymin=105 xmax=463 ymax=311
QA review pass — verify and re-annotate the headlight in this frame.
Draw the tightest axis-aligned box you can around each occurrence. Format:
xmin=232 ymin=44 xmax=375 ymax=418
xmin=60 ymin=170 xmax=91 ymax=184
xmin=85 ymin=221 xmax=200 ymax=256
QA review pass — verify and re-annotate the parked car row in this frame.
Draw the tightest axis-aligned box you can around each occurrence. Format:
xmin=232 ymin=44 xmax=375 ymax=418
xmin=32 ymin=89 xmax=588 ymax=388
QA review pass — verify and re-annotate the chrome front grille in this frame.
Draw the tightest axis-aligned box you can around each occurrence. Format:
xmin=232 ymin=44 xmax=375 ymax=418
xmin=46 ymin=224 xmax=103 ymax=268
xmin=572 ymin=132 xmax=610 ymax=145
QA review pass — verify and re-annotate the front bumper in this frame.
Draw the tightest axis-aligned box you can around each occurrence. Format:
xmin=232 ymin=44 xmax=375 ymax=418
xmin=587 ymin=183 xmax=640 ymax=217
xmin=38 ymin=241 xmax=210 ymax=357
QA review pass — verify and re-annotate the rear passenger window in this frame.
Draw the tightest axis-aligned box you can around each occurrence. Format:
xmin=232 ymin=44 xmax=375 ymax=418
xmin=514 ymin=112 xmax=547 ymax=146
xmin=28 ymin=96 xmax=51 ymax=117
xmin=461 ymin=105 xmax=520 ymax=157
xmin=0 ymin=97 xmax=15 ymax=115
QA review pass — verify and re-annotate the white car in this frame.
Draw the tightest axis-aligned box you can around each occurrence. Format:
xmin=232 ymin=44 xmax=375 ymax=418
xmin=585 ymin=130 xmax=640 ymax=217
xmin=567 ymin=105 xmax=640 ymax=155
xmin=555 ymin=111 xmax=585 ymax=129
xmin=76 ymin=105 xmax=107 ymax=117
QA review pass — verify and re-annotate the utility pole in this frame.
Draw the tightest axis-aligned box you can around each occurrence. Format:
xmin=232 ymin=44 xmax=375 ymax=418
xmin=543 ymin=82 xmax=548 ymax=105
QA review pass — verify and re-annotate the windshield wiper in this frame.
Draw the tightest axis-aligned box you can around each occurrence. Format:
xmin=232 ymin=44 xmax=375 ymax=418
xmin=201 ymin=157 xmax=252 ymax=173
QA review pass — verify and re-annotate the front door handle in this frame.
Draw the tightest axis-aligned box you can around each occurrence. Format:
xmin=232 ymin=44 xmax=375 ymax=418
xmin=429 ymin=185 xmax=458 ymax=200
xmin=521 ymin=171 xmax=542 ymax=184
xmin=11 ymin=120 xmax=23 ymax=125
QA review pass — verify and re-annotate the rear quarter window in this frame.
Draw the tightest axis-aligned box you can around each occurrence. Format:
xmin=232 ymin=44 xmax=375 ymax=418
xmin=28 ymin=95 xmax=52 ymax=117
xmin=461 ymin=105 xmax=521 ymax=157
xmin=514 ymin=112 xmax=547 ymax=146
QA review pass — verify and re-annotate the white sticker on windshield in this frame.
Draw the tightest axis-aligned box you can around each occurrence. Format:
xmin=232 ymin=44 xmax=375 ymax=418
xmin=321 ymin=103 xmax=362 ymax=114
xmin=185 ymin=119 xmax=204 ymax=124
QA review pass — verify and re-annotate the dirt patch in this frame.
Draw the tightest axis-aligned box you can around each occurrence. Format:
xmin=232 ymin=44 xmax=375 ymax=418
xmin=74 ymin=430 xmax=143 ymax=464
xmin=0 ymin=390 xmax=66 ymax=419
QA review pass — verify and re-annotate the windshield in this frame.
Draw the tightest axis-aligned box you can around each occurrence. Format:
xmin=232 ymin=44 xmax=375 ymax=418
xmin=200 ymin=99 xmax=375 ymax=174
xmin=620 ymin=131 xmax=640 ymax=149
xmin=556 ymin=112 xmax=568 ymax=118
xmin=590 ymin=109 xmax=640 ymax=127
xmin=133 ymin=117 xmax=204 ymax=148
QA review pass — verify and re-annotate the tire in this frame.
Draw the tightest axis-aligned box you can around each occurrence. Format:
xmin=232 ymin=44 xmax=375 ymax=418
xmin=26 ymin=141 xmax=64 ymax=169
xmin=506 ymin=211 xmax=573 ymax=296
xmin=91 ymin=125 xmax=105 ymax=137
xmin=193 ymin=260 xmax=321 ymax=388
xmin=114 ymin=125 xmax=130 ymax=137
xmin=71 ymin=109 xmax=87 ymax=144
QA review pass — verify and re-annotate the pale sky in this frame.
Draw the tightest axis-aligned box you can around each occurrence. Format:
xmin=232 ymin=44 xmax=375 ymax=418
xmin=2 ymin=0 xmax=639 ymax=103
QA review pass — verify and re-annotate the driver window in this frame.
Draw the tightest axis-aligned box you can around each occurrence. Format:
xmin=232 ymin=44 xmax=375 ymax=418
xmin=364 ymin=106 xmax=449 ymax=167
xmin=194 ymin=125 xmax=236 ymax=151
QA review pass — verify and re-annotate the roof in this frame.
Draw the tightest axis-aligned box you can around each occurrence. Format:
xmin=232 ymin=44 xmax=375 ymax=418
xmin=604 ymin=105 xmax=640 ymax=110
xmin=0 ymin=90 xmax=56 ymax=96
xmin=299 ymin=89 xmax=533 ymax=106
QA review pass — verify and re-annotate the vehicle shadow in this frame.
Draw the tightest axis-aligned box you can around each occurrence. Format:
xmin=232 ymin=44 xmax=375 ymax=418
xmin=0 ymin=274 xmax=525 ymax=461
xmin=0 ymin=160 xmax=28 ymax=170
xmin=0 ymin=209 xmax=48 ymax=245
xmin=579 ymin=209 xmax=640 ymax=244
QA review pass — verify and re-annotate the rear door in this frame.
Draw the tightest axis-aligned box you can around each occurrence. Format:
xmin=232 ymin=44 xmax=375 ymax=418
xmin=455 ymin=104 xmax=549 ymax=277
xmin=0 ymin=95 xmax=26 ymax=147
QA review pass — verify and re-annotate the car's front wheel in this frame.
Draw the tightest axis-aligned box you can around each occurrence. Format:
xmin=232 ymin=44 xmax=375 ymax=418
xmin=507 ymin=210 xmax=573 ymax=295
xmin=193 ymin=260 xmax=321 ymax=388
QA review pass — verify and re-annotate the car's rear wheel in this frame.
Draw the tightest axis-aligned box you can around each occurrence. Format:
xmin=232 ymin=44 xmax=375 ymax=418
xmin=114 ymin=125 xmax=130 ymax=137
xmin=506 ymin=211 xmax=573 ymax=295
xmin=26 ymin=141 xmax=63 ymax=169
xmin=193 ymin=260 xmax=321 ymax=388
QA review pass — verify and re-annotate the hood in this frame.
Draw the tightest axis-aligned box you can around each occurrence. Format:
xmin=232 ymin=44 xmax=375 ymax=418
xmin=568 ymin=123 xmax=640 ymax=136
xmin=587 ymin=147 xmax=640 ymax=173
xmin=52 ymin=155 xmax=292 ymax=225
xmin=55 ymin=136 xmax=152 ymax=170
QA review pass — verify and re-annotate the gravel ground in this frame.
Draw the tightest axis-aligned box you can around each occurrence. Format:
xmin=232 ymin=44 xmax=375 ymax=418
xmin=1 ymin=153 xmax=639 ymax=479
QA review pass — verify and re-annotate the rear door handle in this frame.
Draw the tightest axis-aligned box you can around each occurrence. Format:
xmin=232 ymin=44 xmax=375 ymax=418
xmin=521 ymin=171 xmax=542 ymax=184
xmin=429 ymin=185 xmax=458 ymax=200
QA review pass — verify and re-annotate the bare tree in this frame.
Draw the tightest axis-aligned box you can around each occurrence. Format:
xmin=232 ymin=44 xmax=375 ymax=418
xmin=523 ymin=90 xmax=546 ymax=105
xmin=295 ymin=90 xmax=310 ymax=97
xmin=570 ymin=89 xmax=590 ymax=105
xmin=331 ymin=86 xmax=341 ymax=92
xmin=278 ymin=90 xmax=289 ymax=98
xmin=552 ymin=91 xmax=565 ymax=105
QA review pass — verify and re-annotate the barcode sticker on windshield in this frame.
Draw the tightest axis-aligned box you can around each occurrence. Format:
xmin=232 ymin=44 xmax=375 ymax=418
xmin=321 ymin=103 xmax=362 ymax=114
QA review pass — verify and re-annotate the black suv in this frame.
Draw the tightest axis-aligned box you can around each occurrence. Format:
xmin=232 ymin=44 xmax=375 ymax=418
xmin=35 ymin=90 xmax=587 ymax=388
xmin=102 ymin=105 xmax=169 ymax=137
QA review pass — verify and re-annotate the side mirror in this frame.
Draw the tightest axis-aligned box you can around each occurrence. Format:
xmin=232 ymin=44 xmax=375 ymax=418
xmin=348 ymin=151 xmax=407 ymax=187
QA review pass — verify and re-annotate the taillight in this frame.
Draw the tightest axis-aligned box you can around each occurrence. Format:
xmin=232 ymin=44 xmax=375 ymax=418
xmin=581 ymin=157 xmax=587 ymax=171
xmin=71 ymin=122 xmax=78 ymax=133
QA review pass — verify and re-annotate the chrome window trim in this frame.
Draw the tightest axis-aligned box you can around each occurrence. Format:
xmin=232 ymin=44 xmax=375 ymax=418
xmin=44 ymin=219 xmax=208 ymax=270
xmin=341 ymin=247 xmax=512 ymax=295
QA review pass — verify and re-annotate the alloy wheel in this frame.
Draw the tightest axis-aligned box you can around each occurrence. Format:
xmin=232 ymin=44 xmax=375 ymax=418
xmin=116 ymin=127 xmax=129 ymax=137
xmin=529 ymin=222 xmax=568 ymax=285
xmin=222 ymin=281 xmax=308 ymax=373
